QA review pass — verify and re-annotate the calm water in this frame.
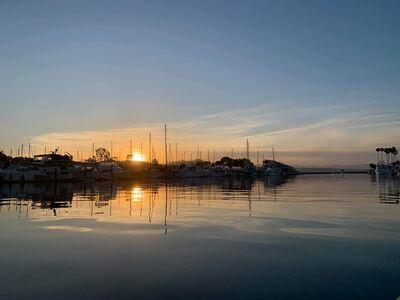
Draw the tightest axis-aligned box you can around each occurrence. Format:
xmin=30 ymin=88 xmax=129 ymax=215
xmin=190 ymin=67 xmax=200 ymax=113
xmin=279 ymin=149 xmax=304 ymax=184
xmin=0 ymin=174 xmax=399 ymax=300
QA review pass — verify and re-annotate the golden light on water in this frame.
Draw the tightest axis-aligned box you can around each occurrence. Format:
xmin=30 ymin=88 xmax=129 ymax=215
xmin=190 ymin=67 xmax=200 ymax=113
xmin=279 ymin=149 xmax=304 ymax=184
xmin=131 ymin=187 xmax=143 ymax=202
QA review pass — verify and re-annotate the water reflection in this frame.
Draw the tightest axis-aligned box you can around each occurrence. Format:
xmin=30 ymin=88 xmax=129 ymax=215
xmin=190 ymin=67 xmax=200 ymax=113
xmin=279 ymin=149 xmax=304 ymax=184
xmin=0 ymin=178 xmax=271 ymax=222
xmin=130 ymin=187 xmax=143 ymax=202
xmin=1 ymin=175 xmax=400 ymax=300
xmin=1 ymin=175 xmax=399 ymax=222
xmin=376 ymin=175 xmax=400 ymax=204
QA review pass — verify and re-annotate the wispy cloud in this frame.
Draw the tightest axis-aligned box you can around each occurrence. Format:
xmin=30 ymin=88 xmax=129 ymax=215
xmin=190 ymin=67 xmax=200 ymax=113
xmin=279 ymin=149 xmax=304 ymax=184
xmin=29 ymin=104 xmax=400 ymax=165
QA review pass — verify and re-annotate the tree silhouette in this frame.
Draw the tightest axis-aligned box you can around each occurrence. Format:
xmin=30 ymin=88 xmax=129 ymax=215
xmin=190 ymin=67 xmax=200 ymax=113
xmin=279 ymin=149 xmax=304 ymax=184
xmin=95 ymin=148 xmax=111 ymax=162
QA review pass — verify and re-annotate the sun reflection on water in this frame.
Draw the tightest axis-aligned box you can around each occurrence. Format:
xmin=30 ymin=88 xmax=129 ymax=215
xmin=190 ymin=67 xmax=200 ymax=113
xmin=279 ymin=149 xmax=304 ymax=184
xmin=131 ymin=187 xmax=143 ymax=202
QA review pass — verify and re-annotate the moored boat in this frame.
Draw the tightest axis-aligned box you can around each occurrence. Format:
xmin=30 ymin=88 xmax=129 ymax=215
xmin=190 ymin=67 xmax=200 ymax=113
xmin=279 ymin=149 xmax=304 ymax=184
xmin=0 ymin=151 xmax=76 ymax=182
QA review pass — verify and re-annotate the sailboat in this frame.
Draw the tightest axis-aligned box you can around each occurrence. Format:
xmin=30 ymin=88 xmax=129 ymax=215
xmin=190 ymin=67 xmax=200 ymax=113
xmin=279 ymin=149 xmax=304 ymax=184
xmin=264 ymin=148 xmax=282 ymax=176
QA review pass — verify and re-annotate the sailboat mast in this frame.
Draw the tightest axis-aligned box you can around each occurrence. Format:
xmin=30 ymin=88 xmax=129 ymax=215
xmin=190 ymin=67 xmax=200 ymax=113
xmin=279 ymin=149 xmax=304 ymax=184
xmin=257 ymin=150 xmax=259 ymax=166
xmin=175 ymin=142 xmax=178 ymax=163
xmin=149 ymin=132 xmax=152 ymax=163
xmin=164 ymin=124 xmax=168 ymax=167
xmin=246 ymin=139 xmax=249 ymax=160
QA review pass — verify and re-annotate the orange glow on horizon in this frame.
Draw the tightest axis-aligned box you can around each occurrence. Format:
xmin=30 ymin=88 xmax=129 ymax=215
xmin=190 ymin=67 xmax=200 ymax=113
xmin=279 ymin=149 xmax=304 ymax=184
xmin=131 ymin=152 xmax=145 ymax=162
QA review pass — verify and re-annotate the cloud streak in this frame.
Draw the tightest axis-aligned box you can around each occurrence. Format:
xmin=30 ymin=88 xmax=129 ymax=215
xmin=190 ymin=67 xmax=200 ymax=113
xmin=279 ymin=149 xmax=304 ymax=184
xmin=28 ymin=103 xmax=400 ymax=165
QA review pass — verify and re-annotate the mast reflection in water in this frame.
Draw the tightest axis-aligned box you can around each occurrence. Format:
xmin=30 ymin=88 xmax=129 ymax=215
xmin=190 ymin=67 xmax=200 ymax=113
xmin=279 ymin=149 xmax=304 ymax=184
xmin=0 ymin=175 xmax=399 ymax=300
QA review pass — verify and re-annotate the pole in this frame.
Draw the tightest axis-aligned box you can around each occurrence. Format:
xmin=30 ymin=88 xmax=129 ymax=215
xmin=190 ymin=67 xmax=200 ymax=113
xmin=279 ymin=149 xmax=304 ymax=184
xmin=257 ymin=150 xmax=259 ymax=166
xmin=164 ymin=124 xmax=168 ymax=167
xmin=130 ymin=139 xmax=133 ymax=156
xmin=246 ymin=139 xmax=249 ymax=160
xmin=272 ymin=147 xmax=275 ymax=161
xmin=175 ymin=142 xmax=178 ymax=163
xmin=149 ymin=132 xmax=152 ymax=163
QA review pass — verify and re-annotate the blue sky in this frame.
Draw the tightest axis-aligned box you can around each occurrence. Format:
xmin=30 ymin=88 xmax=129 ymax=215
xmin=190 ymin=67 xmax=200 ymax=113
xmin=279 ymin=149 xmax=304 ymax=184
xmin=1 ymin=0 xmax=399 ymax=165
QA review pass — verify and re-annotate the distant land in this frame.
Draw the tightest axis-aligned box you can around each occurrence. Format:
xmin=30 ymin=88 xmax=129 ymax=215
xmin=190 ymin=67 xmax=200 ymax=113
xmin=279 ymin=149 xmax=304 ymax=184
xmin=295 ymin=164 xmax=369 ymax=173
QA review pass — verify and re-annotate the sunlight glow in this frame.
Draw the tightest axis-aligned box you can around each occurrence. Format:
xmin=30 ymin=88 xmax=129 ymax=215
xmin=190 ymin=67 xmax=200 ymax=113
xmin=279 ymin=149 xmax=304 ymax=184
xmin=131 ymin=187 xmax=143 ymax=202
xmin=131 ymin=152 xmax=145 ymax=162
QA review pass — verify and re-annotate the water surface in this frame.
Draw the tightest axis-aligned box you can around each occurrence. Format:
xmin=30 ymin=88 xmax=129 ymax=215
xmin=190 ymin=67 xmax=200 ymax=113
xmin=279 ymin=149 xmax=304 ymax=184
xmin=0 ymin=175 xmax=399 ymax=299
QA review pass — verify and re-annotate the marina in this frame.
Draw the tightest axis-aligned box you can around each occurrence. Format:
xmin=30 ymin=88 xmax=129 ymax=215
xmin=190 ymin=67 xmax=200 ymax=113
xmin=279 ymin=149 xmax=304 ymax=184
xmin=1 ymin=1 xmax=399 ymax=299
xmin=0 ymin=134 xmax=304 ymax=182
xmin=1 ymin=144 xmax=396 ymax=183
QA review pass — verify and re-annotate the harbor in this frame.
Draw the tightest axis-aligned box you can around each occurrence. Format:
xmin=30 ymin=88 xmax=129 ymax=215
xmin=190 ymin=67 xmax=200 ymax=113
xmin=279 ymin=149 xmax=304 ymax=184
xmin=2 ymin=143 xmax=398 ymax=183
xmin=0 ymin=129 xmax=303 ymax=182
xmin=1 ymin=1 xmax=400 ymax=299
xmin=4 ymin=126 xmax=396 ymax=183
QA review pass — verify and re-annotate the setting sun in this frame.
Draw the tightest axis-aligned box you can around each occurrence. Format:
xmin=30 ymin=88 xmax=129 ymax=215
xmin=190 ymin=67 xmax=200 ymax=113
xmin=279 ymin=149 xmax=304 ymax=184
xmin=131 ymin=152 xmax=145 ymax=162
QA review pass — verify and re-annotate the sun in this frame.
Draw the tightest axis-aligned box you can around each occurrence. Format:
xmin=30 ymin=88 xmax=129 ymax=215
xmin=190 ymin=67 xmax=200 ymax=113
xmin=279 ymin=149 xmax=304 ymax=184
xmin=131 ymin=152 xmax=145 ymax=162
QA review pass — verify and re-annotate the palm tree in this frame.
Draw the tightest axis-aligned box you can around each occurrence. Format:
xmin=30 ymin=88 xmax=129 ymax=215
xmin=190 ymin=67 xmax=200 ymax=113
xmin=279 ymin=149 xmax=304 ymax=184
xmin=376 ymin=148 xmax=380 ymax=162
xmin=389 ymin=146 xmax=397 ymax=163
xmin=393 ymin=147 xmax=398 ymax=162
xmin=384 ymin=147 xmax=391 ymax=164
xmin=379 ymin=147 xmax=384 ymax=161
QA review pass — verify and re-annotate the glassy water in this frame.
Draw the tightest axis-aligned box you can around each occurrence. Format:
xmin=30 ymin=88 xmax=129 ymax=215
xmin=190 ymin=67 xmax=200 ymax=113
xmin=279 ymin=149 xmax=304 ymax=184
xmin=0 ymin=174 xmax=399 ymax=300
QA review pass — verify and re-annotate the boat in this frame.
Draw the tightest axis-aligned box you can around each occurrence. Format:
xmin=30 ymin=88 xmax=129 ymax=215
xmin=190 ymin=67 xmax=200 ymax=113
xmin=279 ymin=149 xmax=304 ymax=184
xmin=263 ymin=148 xmax=282 ymax=176
xmin=0 ymin=151 xmax=76 ymax=182
xmin=96 ymin=161 xmax=124 ymax=180
xmin=267 ymin=166 xmax=282 ymax=176
xmin=32 ymin=152 xmax=76 ymax=181
xmin=175 ymin=165 xmax=208 ymax=178
xmin=376 ymin=161 xmax=392 ymax=175
xmin=0 ymin=165 xmax=44 ymax=182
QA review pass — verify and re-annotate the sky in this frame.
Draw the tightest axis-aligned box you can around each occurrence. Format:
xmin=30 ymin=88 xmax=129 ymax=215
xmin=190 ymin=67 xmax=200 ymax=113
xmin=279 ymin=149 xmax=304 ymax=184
xmin=0 ymin=0 xmax=399 ymax=166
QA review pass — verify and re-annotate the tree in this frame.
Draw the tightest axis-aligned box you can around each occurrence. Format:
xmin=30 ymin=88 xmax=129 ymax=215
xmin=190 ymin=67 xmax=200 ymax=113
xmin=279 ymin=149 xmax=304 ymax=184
xmin=0 ymin=151 xmax=11 ymax=168
xmin=383 ymin=148 xmax=390 ymax=164
xmin=215 ymin=156 xmax=254 ymax=168
xmin=391 ymin=146 xmax=398 ymax=162
xmin=95 ymin=148 xmax=111 ymax=162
